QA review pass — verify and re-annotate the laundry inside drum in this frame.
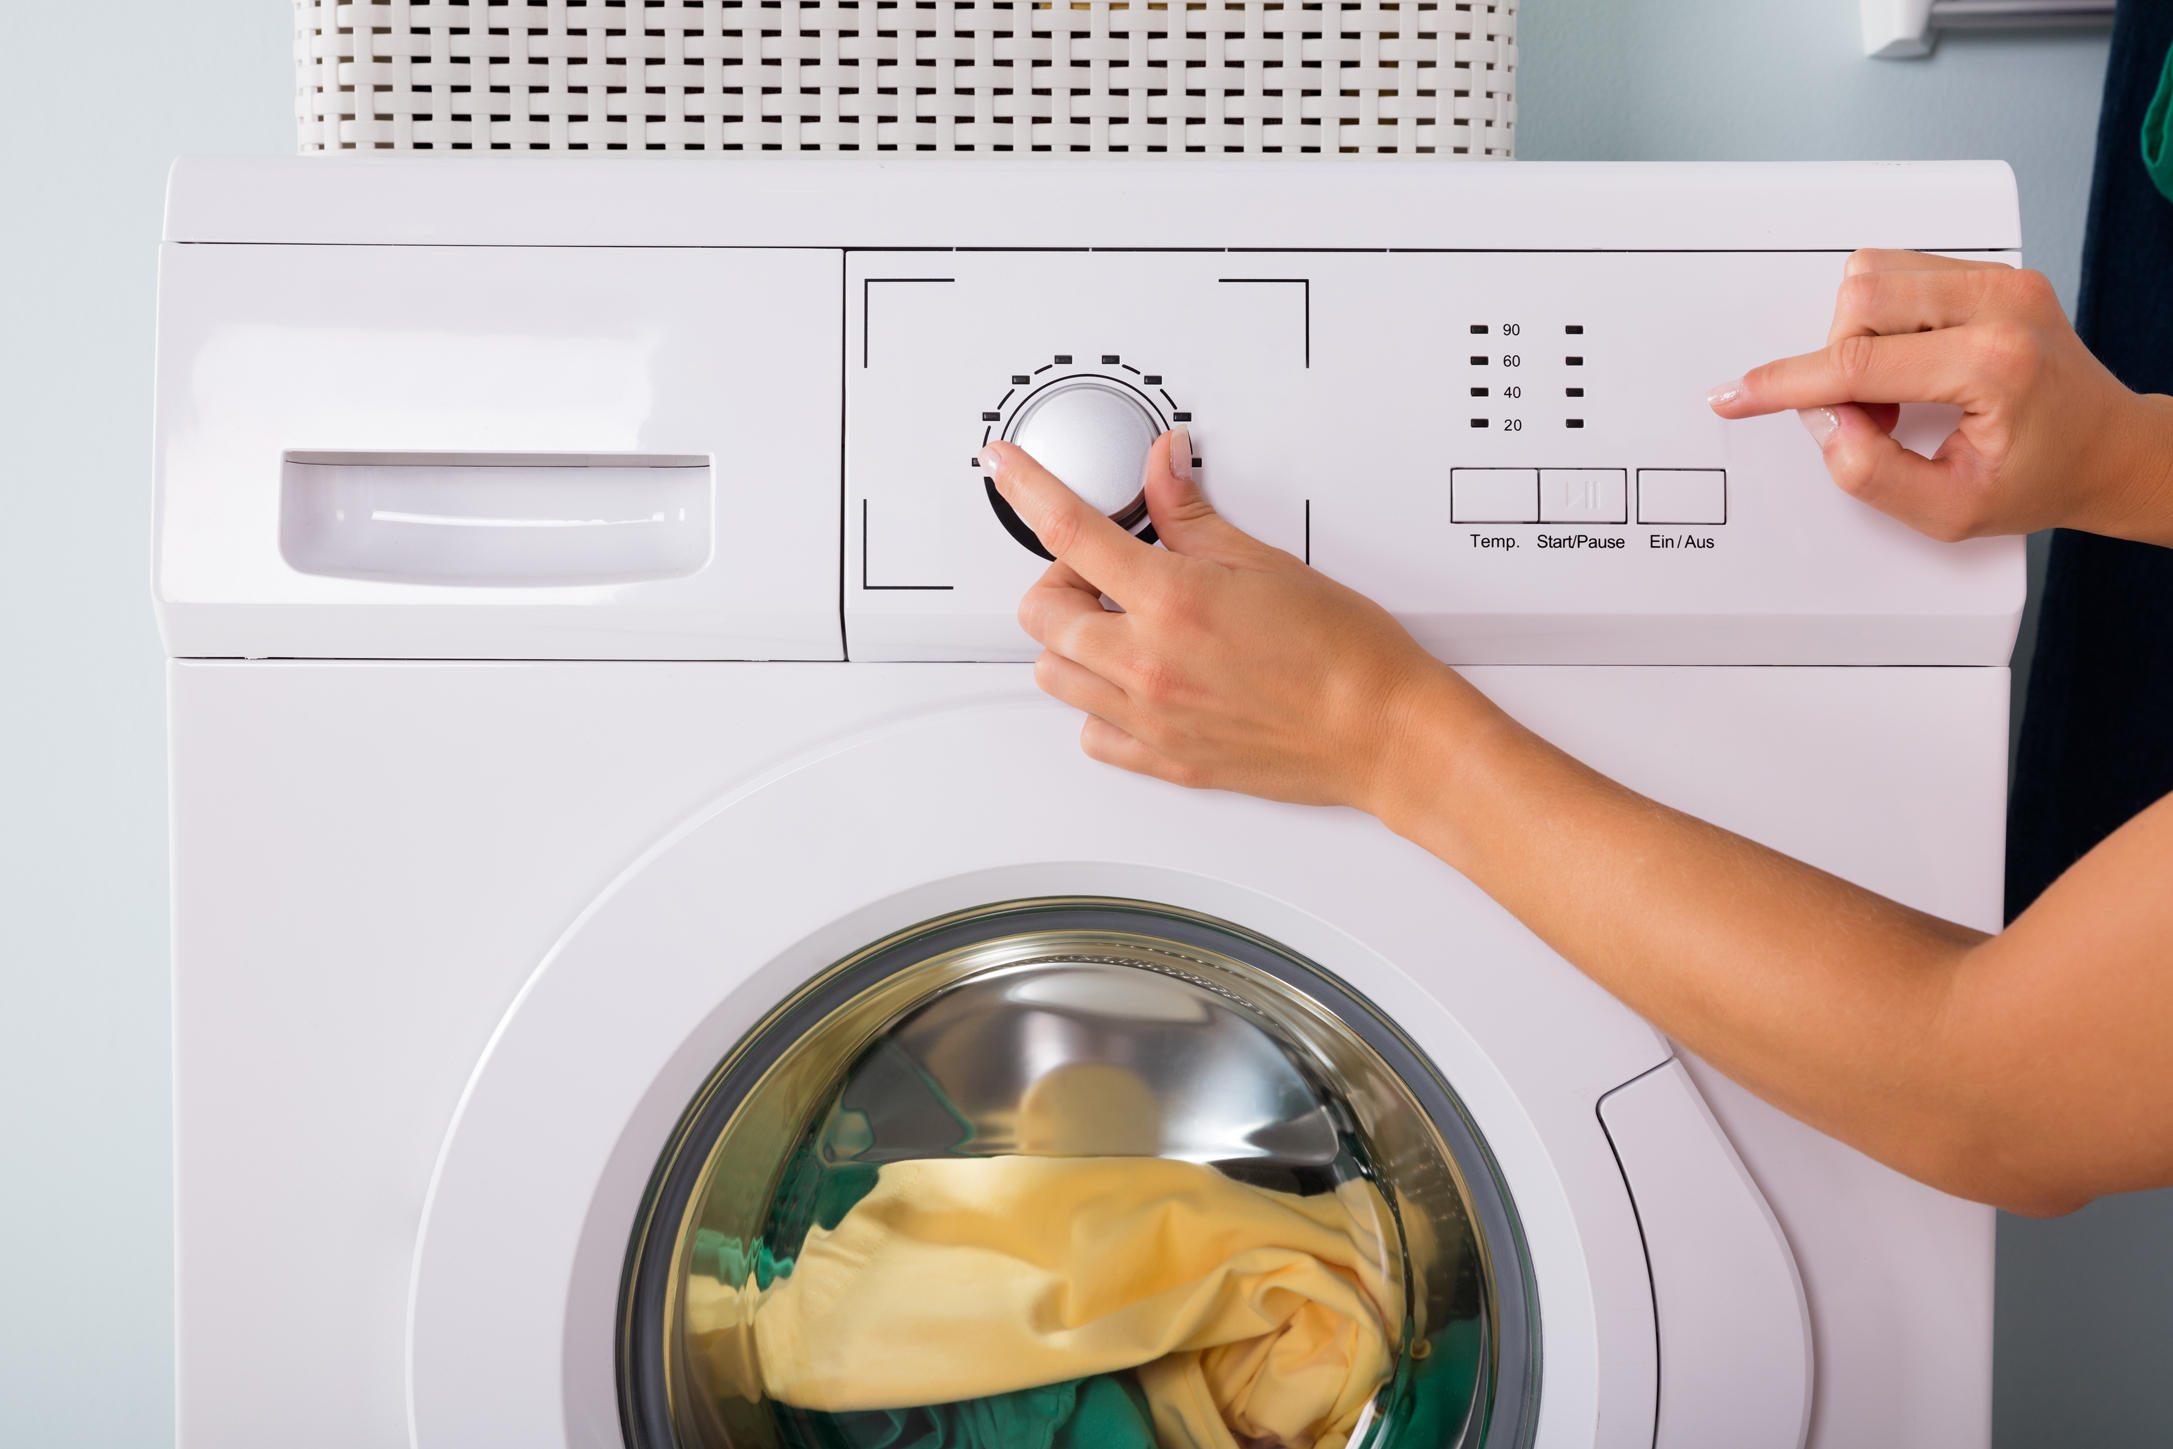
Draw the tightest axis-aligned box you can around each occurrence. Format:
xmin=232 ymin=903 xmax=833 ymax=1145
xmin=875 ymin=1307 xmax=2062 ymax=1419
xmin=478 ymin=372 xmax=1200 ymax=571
xmin=622 ymin=906 xmax=1518 ymax=1449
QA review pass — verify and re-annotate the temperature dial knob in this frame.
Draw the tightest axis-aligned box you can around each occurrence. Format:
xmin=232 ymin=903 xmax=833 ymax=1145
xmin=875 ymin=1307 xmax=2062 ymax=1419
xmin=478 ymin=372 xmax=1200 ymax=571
xmin=1005 ymin=378 xmax=1159 ymax=531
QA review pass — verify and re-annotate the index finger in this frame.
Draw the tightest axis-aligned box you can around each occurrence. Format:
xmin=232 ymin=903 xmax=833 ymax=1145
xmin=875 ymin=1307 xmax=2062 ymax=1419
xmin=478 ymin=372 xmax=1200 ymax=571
xmin=981 ymin=440 xmax=1160 ymax=600
xmin=1713 ymin=324 xmax=2002 ymax=419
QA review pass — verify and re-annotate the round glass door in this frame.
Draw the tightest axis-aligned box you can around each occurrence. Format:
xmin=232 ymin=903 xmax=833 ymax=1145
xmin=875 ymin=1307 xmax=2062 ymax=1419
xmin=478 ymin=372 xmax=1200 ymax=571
xmin=621 ymin=899 xmax=1536 ymax=1449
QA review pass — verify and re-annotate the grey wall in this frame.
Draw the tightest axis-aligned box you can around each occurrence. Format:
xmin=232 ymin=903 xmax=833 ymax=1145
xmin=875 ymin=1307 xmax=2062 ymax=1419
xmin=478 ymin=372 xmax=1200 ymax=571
xmin=0 ymin=0 xmax=2156 ymax=1445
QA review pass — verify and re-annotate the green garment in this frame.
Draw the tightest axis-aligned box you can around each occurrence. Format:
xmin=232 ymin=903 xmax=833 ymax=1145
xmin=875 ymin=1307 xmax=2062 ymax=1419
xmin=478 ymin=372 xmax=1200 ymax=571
xmin=782 ymin=1374 xmax=1157 ymax=1449
xmin=691 ymin=1157 xmax=881 ymax=1291
xmin=1384 ymin=1321 xmax=1485 ymax=1449
xmin=2145 ymin=42 xmax=2173 ymax=204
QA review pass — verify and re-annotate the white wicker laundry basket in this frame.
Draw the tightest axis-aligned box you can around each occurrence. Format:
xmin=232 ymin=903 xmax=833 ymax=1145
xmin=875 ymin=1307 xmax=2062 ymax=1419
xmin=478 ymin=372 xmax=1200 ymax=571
xmin=294 ymin=0 xmax=1513 ymax=157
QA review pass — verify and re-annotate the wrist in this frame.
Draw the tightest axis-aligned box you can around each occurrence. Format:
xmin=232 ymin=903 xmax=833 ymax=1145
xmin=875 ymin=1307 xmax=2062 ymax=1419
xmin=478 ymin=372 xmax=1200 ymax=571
xmin=2112 ymin=393 xmax=2173 ymax=547
xmin=2100 ymin=392 xmax=2173 ymax=548
xmin=1356 ymin=664 xmax=1526 ymax=869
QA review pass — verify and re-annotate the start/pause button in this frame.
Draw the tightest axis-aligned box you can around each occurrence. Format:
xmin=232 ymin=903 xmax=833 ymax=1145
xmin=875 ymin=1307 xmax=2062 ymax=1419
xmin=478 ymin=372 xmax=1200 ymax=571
xmin=1637 ymin=469 xmax=1727 ymax=525
xmin=1541 ymin=469 xmax=1627 ymax=523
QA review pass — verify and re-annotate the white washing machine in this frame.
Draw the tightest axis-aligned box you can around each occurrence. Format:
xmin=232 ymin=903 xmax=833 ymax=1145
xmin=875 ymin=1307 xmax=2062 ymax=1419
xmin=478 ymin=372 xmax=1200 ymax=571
xmin=157 ymin=158 xmax=2019 ymax=1449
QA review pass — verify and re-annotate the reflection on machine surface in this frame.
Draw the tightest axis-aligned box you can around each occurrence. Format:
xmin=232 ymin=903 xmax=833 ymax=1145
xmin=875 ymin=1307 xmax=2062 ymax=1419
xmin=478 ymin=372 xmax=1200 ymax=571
xmin=620 ymin=902 xmax=1528 ymax=1449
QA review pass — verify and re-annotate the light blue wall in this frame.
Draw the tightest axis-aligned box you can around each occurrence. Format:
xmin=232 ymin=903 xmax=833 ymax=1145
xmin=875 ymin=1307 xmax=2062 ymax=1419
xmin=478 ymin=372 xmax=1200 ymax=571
xmin=0 ymin=3 xmax=291 ymax=1444
xmin=1518 ymin=2 xmax=2114 ymax=313
xmin=0 ymin=1 xmax=2149 ymax=1446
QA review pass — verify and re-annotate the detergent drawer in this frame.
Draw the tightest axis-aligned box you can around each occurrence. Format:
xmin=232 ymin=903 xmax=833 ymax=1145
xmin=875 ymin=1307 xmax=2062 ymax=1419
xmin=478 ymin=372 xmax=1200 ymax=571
xmin=154 ymin=242 xmax=843 ymax=661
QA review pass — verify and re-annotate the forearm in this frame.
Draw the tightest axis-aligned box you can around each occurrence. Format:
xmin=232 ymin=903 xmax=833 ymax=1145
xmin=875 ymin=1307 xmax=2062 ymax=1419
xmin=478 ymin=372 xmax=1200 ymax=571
xmin=2081 ymin=390 xmax=2173 ymax=548
xmin=1370 ymin=669 xmax=2024 ymax=1201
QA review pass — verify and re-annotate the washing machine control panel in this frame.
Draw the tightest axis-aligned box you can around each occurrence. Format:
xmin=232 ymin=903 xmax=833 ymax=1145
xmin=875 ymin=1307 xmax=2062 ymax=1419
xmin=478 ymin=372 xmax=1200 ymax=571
xmin=845 ymin=250 xmax=2016 ymax=665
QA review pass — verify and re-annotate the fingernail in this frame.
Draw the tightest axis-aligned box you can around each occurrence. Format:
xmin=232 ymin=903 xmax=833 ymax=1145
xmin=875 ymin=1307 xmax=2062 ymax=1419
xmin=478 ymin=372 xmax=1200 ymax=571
xmin=978 ymin=443 xmax=1003 ymax=476
xmin=1796 ymin=406 xmax=1840 ymax=448
xmin=1706 ymin=378 xmax=1744 ymax=409
xmin=1167 ymin=425 xmax=1192 ymax=483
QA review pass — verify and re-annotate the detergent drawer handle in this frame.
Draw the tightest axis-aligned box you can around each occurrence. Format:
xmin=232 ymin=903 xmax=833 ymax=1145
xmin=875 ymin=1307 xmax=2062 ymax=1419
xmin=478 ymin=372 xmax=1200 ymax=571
xmin=278 ymin=450 xmax=713 ymax=588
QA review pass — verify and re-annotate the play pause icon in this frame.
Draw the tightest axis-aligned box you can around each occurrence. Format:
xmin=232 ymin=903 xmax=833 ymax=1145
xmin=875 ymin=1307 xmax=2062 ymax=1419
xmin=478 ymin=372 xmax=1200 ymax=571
xmin=1539 ymin=469 xmax=1628 ymax=524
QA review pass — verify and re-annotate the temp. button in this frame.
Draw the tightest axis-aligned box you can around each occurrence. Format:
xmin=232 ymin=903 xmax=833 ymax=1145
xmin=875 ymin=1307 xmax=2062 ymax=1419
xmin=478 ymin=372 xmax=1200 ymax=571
xmin=1450 ymin=468 xmax=1538 ymax=524
xmin=1006 ymin=379 xmax=1160 ymax=529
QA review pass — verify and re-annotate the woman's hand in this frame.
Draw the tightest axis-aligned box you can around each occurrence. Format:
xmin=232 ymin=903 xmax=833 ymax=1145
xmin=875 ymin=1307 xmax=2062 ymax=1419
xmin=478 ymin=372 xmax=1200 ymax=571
xmin=984 ymin=409 xmax=2173 ymax=1214
xmin=1708 ymin=249 xmax=2173 ymax=547
xmin=979 ymin=429 xmax=1502 ymax=821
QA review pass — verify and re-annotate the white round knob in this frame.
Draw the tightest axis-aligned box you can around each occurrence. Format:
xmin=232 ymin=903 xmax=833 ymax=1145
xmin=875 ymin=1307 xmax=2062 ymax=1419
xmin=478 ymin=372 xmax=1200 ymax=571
xmin=1006 ymin=379 xmax=1160 ymax=529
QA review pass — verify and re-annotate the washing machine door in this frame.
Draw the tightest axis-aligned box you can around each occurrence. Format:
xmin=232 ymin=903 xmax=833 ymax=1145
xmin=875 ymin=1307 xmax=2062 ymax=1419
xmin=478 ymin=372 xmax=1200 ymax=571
xmin=404 ymin=699 xmax=1809 ymax=1449
xmin=618 ymin=900 xmax=1526 ymax=1449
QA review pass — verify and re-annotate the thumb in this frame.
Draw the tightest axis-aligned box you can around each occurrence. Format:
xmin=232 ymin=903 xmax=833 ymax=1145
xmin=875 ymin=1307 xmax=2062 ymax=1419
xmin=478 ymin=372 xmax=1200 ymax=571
xmin=1800 ymin=401 xmax=1988 ymax=542
xmin=1141 ymin=427 xmax=1257 ymax=563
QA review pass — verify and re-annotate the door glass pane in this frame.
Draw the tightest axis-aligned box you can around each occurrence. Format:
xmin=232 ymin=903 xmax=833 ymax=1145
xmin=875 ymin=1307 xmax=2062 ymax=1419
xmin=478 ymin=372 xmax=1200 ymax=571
xmin=621 ymin=901 xmax=1531 ymax=1449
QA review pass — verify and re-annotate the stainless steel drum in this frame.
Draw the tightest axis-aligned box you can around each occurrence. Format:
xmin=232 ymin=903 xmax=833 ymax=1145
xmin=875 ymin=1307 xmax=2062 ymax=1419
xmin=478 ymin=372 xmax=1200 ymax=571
xmin=621 ymin=900 xmax=1536 ymax=1449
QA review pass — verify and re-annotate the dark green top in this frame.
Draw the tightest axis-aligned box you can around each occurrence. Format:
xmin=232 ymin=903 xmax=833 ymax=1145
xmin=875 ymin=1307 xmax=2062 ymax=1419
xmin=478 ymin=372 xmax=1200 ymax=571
xmin=2143 ymin=42 xmax=2173 ymax=202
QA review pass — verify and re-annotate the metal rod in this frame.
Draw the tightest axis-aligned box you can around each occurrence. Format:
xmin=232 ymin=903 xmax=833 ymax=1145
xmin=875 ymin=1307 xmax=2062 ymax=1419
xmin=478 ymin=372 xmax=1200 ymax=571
xmin=1928 ymin=0 xmax=2114 ymax=27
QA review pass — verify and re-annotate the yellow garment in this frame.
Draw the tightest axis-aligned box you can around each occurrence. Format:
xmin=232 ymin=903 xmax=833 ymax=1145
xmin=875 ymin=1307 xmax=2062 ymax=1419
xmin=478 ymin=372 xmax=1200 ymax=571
xmin=686 ymin=1156 xmax=1401 ymax=1449
xmin=684 ymin=1272 xmax=767 ymax=1408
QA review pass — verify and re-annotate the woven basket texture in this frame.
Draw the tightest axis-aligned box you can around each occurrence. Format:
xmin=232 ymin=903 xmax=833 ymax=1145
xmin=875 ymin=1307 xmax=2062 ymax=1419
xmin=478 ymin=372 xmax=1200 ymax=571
xmin=295 ymin=0 xmax=1514 ymax=156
